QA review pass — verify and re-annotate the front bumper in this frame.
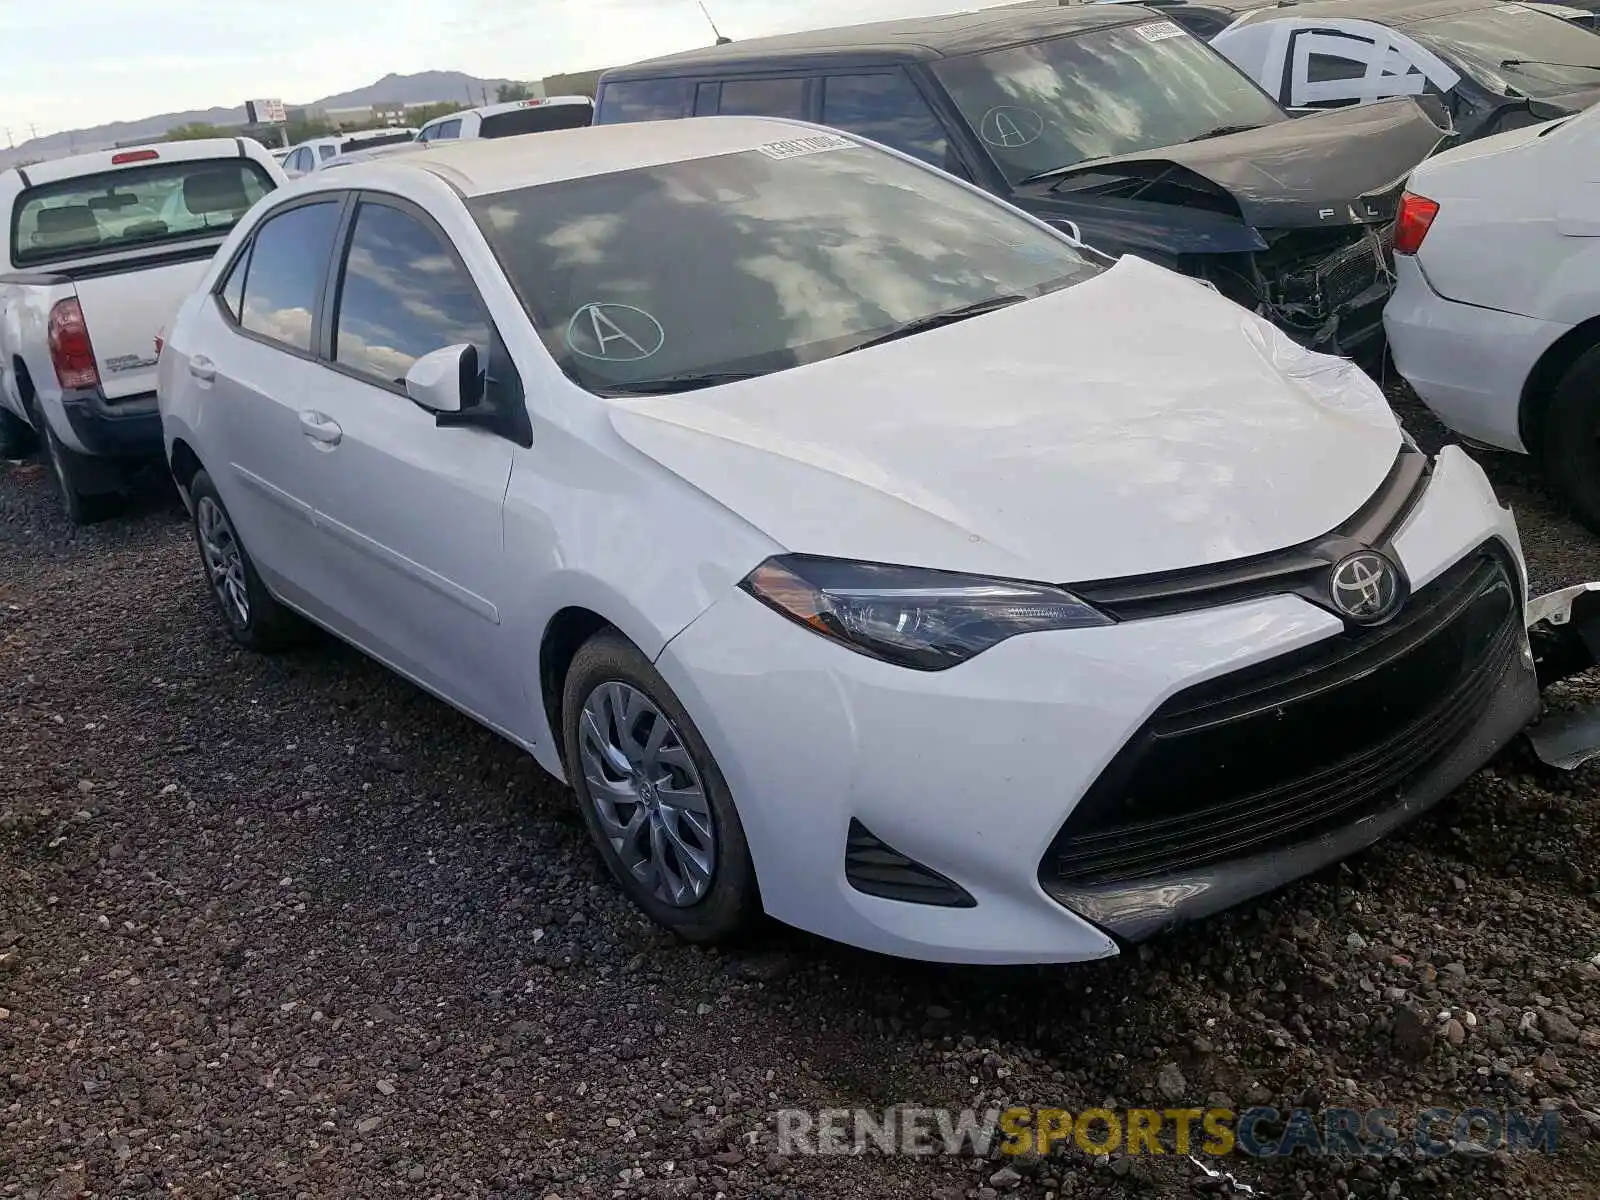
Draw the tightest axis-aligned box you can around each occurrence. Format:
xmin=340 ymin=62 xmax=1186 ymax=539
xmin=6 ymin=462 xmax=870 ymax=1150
xmin=656 ymin=447 xmax=1533 ymax=964
xmin=1383 ymin=255 xmax=1570 ymax=454
xmin=57 ymin=386 xmax=163 ymax=460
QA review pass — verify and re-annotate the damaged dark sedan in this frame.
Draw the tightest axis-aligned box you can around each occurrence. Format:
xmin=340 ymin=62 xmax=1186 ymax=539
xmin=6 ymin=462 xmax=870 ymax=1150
xmin=595 ymin=4 xmax=1451 ymax=354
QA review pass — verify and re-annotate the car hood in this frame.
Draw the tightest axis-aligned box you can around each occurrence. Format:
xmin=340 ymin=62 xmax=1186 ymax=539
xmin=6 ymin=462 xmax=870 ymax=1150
xmin=1035 ymin=98 xmax=1450 ymax=230
xmin=607 ymin=257 xmax=1403 ymax=584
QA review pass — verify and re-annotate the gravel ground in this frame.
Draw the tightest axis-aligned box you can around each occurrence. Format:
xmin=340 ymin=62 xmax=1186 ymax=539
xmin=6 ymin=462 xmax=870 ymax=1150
xmin=2 ymin=395 xmax=1598 ymax=1200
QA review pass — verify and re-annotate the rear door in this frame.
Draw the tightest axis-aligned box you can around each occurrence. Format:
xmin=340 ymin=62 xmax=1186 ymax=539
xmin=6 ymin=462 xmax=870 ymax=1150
xmin=193 ymin=194 xmax=349 ymax=609
xmin=10 ymin=154 xmax=275 ymax=399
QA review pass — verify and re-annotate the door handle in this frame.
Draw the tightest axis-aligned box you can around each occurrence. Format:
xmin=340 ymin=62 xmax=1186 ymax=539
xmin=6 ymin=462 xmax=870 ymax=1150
xmin=188 ymin=355 xmax=216 ymax=382
xmin=298 ymin=410 xmax=343 ymax=446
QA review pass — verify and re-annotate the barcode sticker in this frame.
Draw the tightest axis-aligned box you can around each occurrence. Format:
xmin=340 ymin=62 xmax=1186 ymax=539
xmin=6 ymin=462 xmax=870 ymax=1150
xmin=1136 ymin=20 xmax=1186 ymax=41
xmin=755 ymin=133 xmax=854 ymax=160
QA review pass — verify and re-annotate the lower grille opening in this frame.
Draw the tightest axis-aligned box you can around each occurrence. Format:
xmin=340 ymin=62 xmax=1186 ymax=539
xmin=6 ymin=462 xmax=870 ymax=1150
xmin=846 ymin=820 xmax=975 ymax=908
xmin=1039 ymin=543 xmax=1521 ymax=893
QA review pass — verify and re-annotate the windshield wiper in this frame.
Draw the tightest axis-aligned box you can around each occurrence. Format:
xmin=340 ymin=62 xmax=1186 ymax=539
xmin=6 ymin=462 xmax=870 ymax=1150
xmin=1499 ymin=58 xmax=1600 ymax=72
xmin=839 ymin=295 xmax=1029 ymax=355
xmin=1183 ymin=123 xmax=1264 ymax=143
xmin=1018 ymin=155 xmax=1109 ymax=186
xmin=601 ymin=371 xmax=764 ymax=396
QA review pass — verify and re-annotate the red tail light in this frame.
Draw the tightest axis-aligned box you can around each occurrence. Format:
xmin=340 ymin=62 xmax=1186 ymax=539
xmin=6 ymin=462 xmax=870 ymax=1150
xmin=1393 ymin=191 xmax=1440 ymax=256
xmin=47 ymin=298 xmax=100 ymax=389
xmin=112 ymin=149 xmax=159 ymax=165
xmin=154 ymin=328 xmax=165 ymax=358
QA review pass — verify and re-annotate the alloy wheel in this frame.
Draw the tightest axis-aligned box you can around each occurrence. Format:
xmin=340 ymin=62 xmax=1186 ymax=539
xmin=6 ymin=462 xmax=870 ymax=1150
xmin=196 ymin=495 xmax=250 ymax=628
xmin=577 ymin=681 xmax=716 ymax=907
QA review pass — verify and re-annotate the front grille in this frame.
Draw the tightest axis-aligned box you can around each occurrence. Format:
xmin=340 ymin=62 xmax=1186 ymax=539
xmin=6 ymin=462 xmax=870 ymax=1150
xmin=1039 ymin=544 xmax=1520 ymax=891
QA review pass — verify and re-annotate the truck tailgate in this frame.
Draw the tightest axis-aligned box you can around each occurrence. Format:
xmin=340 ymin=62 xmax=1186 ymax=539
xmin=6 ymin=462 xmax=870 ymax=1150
xmin=75 ymin=254 xmax=216 ymax=400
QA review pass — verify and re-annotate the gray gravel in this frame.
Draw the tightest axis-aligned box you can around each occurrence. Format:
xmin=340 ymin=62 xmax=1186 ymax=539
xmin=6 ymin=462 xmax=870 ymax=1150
xmin=2 ymin=400 xmax=1598 ymax=1199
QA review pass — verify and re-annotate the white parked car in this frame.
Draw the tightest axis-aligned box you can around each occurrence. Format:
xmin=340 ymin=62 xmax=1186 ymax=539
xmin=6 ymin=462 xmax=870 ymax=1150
xmin=0 ymin=139 xmax=285 ymax=521
xmin=1384 ymin=105 xmax=1600 ymax=532
xmin=281 ymin=129 xmax=421 ymax=177
xmin=158 ymin=117 xmax=1540 ymax=964
xmin=414 ymin=96 xmax=593 ymax=143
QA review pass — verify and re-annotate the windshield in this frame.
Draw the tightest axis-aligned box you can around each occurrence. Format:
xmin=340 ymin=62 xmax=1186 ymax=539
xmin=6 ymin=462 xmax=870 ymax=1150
xmin=1414 ymin=6 xmax=1600 ymax=97
xmin=932 ymin=20 xmax=1287 ymax=183
xmin=480 ymin=101 xmax=595 ymax=138
xmin=11 ymin=158 xmax=274 ymax=267
xmin=470 ymin=138 xmax=1100 ymax=395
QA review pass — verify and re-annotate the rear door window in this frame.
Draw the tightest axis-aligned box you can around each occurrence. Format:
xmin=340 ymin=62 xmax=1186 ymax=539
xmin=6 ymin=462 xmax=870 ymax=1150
xmin=435 ymin=119 xmax=463 ymax=140
xmin=716 ymin=77 xmax=809 ymax=119
xmin=821 ymin=72 xmax=950 ymax=167
xmin=480 ymin=101 xmax=595 ymax=138
xmin=595 ymin=78 xmax=693 ymax=123
xmin=237 ymin=200 xmax=344 ymax=353
xmin=11 ymin=156 xmax=275 ymax=267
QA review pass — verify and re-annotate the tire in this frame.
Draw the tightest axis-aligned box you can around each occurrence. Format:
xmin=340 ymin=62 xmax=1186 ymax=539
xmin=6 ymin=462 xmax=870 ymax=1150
xmin=1542 ymin=345 xmax=1600 ymax=536
xmin=40 ymin=419 xmax=117 ymax=525
xmin=0 ymin=405 xmax=37 ymax=459
xmin=188 ymin=469 xmax=304 ymax=651
xmin=561 ymin=630 xmax=758 ymax=943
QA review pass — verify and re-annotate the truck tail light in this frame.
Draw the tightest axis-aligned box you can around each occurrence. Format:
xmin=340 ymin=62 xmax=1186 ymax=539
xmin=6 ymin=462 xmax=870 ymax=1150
xmin=154 ymin=328 xmax=166 ymax=358
xmin=48 ymin=298 xmax=100 ymax=389
xmin=1393 ymin=191 xmax=1440 ymax=256
xmin=111 ymin=149 xmax=159 ymax=165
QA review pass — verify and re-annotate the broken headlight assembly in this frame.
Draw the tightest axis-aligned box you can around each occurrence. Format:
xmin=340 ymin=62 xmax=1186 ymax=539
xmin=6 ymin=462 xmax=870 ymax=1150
xmin=739 ymin=556 xmax=1112 ymax=670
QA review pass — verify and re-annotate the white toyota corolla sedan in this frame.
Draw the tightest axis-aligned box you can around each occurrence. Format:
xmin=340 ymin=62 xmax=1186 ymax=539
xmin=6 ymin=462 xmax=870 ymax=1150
xmin=158 ymin=116 xmax=1541 ymax=964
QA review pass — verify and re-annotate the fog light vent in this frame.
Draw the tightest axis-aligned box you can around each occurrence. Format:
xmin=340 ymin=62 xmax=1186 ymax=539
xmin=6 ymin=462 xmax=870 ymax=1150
xmin=845 ymin=819 xmax=975 ymax=908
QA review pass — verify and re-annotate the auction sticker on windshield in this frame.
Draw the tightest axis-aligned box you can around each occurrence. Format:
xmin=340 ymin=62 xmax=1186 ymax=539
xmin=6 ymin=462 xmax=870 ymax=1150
xmin=755 ymin=133 xmax=854 ymax=160
xmin=1136 ymin=20 xmax=1186 ymax=40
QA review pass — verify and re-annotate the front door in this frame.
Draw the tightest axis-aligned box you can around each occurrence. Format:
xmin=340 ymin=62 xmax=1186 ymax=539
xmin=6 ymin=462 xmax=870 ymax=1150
xmin=294 ymin=194 xmax=521 ymax=731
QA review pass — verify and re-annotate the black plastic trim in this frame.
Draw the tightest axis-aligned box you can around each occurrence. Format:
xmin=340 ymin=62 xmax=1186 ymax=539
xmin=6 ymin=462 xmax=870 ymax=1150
xmin=15 ymin=166 xmax=31 ymax=188
xmin=845 ymin=819 xmax=975 ymax=908
xmin=1069 ymin=446 xmax=1429 ymax=622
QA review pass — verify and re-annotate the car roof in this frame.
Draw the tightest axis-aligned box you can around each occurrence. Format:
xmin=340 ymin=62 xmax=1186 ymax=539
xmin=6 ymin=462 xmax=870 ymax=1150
xmin=313 ymin=115 xmax=871 ymax=198
xmin=11 ymin=138 xmax=273 ymax=185
xmin=1231 ymin=0 xmax=1521 ymax=24
xmin=602 ymin=5 xmax=1156 ymax=78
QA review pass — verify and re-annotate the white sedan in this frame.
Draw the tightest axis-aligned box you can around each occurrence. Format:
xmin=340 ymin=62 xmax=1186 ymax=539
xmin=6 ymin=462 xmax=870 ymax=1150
xmin=1384 ymin=104 xmax=1600 ymax=533
xmin=158 ymin=117 xmax=1540 ymax=964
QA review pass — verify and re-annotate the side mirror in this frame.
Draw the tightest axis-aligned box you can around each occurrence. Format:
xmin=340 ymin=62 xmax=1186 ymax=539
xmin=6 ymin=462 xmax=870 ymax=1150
xmin=405 ymin=343 xmax=482 ymax=414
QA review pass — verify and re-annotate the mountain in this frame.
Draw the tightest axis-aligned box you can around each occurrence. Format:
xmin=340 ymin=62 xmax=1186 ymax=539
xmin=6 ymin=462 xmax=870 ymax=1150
xmin=0 ymin=71 xmax=518 ymax=169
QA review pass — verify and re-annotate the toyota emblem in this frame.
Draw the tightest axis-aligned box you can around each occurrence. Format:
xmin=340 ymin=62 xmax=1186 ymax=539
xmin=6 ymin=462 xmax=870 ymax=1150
xmin=1329 ymin=551 xmax=1404 ymax=625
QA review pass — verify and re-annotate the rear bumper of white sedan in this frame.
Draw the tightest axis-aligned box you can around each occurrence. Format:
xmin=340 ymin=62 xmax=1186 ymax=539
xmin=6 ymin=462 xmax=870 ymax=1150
xmin=1383 ymin=255 xmax=1571 ymax=455
xmin=655 ymin=448 xmax=1539 ymax=964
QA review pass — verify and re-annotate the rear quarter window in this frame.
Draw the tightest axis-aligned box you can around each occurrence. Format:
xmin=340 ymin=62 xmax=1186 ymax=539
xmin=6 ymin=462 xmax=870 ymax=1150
xmin=11 ymin=158 xmax=275 ymax=267
xmin=595 ymin=78 xmax=694 ymax=123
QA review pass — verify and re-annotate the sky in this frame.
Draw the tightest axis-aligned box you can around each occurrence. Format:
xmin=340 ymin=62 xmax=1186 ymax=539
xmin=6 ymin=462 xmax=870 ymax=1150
xmin=0 ymin=0 xmax=1022 ymax=140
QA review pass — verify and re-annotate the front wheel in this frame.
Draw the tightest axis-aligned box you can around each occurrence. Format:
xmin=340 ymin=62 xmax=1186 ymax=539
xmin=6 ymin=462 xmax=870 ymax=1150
xmin=1543 ymin=345 xmax=1600 ymax=536
xmin=189 ymin=469 xmax=304 ymax=651
xmin=561 ymin=630 xmax=758 ymax=943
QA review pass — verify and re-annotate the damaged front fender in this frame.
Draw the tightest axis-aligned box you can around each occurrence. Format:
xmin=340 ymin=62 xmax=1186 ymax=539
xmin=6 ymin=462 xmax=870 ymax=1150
xmin=1527 ymin=582 xmax=1600 ymax=689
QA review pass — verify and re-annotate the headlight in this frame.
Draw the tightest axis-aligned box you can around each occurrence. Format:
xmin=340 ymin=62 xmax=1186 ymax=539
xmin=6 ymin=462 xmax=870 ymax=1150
xmin=738 ymin=556 xmax=1113 ymax=671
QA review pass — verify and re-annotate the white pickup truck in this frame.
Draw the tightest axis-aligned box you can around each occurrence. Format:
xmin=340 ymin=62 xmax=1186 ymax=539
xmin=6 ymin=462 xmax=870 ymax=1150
xmin=0 ymin=138 xmax=286 ymax=521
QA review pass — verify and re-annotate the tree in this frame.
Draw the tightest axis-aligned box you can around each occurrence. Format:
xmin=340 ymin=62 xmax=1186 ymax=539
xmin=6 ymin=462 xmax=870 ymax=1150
xmin=495 ymin=82 xmax=533 ymax=104
xmin=165 ymin=122 xmax=232 ymax=141
xmin=284 ymin=117 xmax=336 ymax=145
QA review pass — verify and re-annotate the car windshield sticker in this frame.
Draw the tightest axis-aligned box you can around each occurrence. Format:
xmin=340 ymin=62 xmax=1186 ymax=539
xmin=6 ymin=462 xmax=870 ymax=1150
xmin=566 ymin=303 xmax=665 ymax=362
xmin=979 ymin=106 xmax=1045 ymax=149
xmin=1136 ymin=20 xmax=1186 ymax=41
xmin=754 ymin=133 xmax=854 ymax=160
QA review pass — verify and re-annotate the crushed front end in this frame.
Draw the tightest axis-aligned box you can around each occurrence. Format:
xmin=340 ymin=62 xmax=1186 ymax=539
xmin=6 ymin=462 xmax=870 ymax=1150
xmin=1197 ymin=221 xmax=1398 ymax=358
